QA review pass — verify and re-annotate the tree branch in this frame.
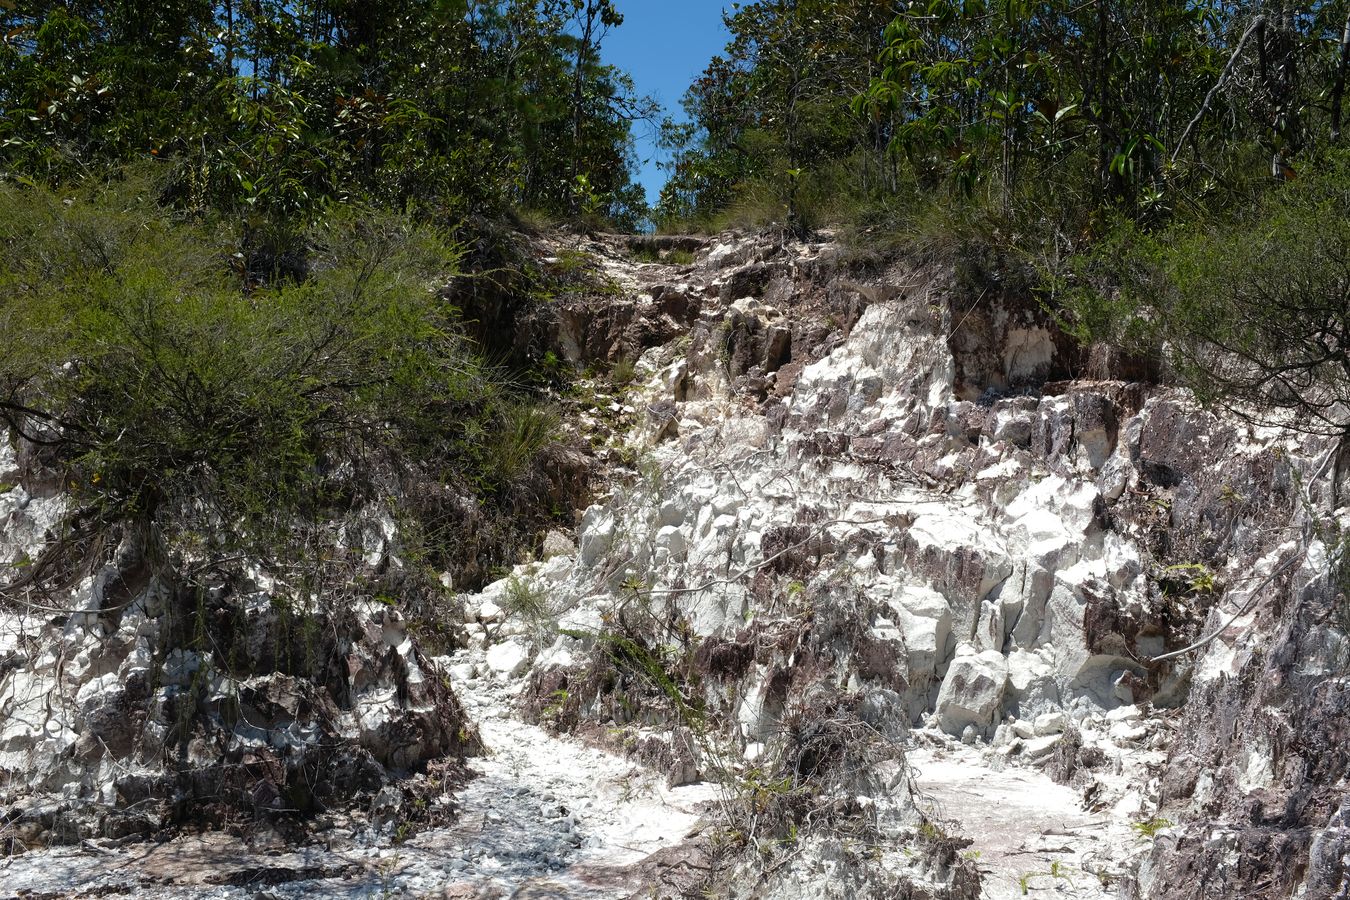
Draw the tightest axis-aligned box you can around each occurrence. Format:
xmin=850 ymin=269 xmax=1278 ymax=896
xmin=1171 ymin=15 xmax=1266 ymax=166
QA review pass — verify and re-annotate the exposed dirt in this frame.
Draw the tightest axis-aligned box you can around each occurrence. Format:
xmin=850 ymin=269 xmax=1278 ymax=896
xmin=909 ymin=739 xmax=1144 ymax=899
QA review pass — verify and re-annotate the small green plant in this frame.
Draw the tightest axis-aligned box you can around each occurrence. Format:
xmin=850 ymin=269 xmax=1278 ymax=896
xmin=611 ymin=356 xmax=638 ymax=386
xmin=1017 ymin=861 xmax=1074 ymax=895
xmin=917 ymin=820 xmax=949 ymax=841
xmin=502 ymin=574 xmax=552 ymax=639
xmin=637 ymin=453 xmax=665 ymax=494
xmin=542 ymin=688 xmax=569 ymax=723
xmin=738 ymin=768 xmax=794 ymax=812
xmin=554 ymin=247 xmax=594 ymax=274
xmin=1161 ymin=563 xmax=1216 ymax=594
xmin=631 ymin=244 xmax=663 ymax=264
xmin=503 ymin=573 xmax=548 ymax=616
xmin=1131 ymin=816 xmax=1173 ymax=839
xmin=377 ymin=850 xmax=402 ymax=899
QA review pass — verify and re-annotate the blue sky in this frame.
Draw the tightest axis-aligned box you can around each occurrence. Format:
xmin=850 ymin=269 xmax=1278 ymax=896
xmin=600 ymin=1 xmax=733 ymax=206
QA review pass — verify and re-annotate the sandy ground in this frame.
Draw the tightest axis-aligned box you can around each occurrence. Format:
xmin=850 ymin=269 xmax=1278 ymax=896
xmin=909 ymin=740 xmax=1148 ymax=900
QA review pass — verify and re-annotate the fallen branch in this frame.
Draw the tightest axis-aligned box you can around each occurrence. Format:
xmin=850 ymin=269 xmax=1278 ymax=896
xmin=1148 ymin=443 xmax=1339 ymax=664
xmin=1147 ymin=546 xmax=1305 ymax=665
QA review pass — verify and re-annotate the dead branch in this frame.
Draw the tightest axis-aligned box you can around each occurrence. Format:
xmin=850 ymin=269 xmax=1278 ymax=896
xmin=1172 ymin=16 xmax=1266 ymax=166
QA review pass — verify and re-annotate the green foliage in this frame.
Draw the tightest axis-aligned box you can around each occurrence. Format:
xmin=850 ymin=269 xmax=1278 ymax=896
xmin=609 ymin=357 xmax=637 ymax=387
xmin=1161 ymin=564 xmax=1218 ymax=595
xmin=861 ymin=0 xmax=1216 ymax=213
xmin=0 ymin=0 xmax=653 ymax=230
xmin=1131 ymin=817 xmax=1174 ymax=839
xmin=655 ymin=0 xmax=894 ymax=234
xmin=917 ymin=819 xmax=950 ymax=842
xmin=663 ymin=0 xmax=1350 ymax=342
xmin=1017 ymin=860 xmax=1075 ymax=895
xmin=595 ymin=629 xmax=705 ymax=726
xmin=502 ymin=574 xmax=552 ymax=629
xmin=630 ymin=245 xmax=697 ymax=265
xmin=483 ymin=403 xmax=563 ymax=489
xmin=0 ymin=178 xmax=551 ymax=571
xmin=1058 ymin=155 xmax=1350 ymax=435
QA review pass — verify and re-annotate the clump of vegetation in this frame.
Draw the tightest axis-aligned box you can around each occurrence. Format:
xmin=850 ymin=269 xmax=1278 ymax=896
xmin=610 ymin=357 xmax=638 ymax=387
xmin=630 ymin=245 xmax=698 ymax=266
xmin=0 ymin=0 xmax=653 ymax=233
xmin=1159 ymin=564 xmax=1219 ymax=596
xmin=1018 ymin=861 xmax=1075 ymax=895
xmin=630 ymin=245 xmax=665 ymax=264
xmin=1131 ymin=817 xmax=1175 ymax=840
xmin=1058 ymin=156 xmax=1350 ymax=436
xmin=501 ymin=573 xmax=556 ymax=645
xmin=0 ymin=178 xmax=556 ymax=601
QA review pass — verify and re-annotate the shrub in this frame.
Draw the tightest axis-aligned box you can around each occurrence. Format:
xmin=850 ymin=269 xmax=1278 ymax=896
xmin=501 ymin=574 xmax=556 ymax=645
xmin=1058 ymin=155 xmax=1350 ymax=437
xmin=0 ymin=178 xmax=553 ymax=590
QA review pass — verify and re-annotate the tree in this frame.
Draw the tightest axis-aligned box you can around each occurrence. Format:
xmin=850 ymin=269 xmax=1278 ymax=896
xmin=655 ymin=0 xmax=892 ymax=232
xmin=566 ymin=0 xmax=620 ymax=209
xmin=0 ymin=0 xmax=651 ymax=230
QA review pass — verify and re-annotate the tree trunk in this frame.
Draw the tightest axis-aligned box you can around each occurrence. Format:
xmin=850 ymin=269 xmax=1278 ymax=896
xmin=224 ymin=0 xmax=234 ymax=77
xmin=570 ymin=3 xmax=595 ymax=215
xmin=1095 ymin=0 xmax=1110 ymax=203
xmin=1267 ymin=5 xmax=1299 ymax=180
xmin=1331 ymin=8 xmax=1350 ymax=142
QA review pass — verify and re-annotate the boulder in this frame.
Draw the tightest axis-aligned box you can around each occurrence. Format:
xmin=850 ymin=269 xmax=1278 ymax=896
xmin=577 ymin=508 xmax=616 ymax=569
xmin=485 ymin=639 xmax=531 ymax=677
xmin=1005 ymin=648 xmax=1060 ymax=716
xmin=1033 ymin=711 xmax=1068 ymax=736
xmin=541 ymin=529 xmax=575 ymax=560
xmin=935 ymin=650 xmax=1008 ymax=737
xmin=1022 ymin=733 xmax=1062 ymax=760
xmin=885 ymin=583 xmax=954 ymax=718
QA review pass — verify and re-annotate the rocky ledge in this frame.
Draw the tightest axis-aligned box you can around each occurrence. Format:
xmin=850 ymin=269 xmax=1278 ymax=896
xmin=2 ymin=228 xmax=1347 ymax=899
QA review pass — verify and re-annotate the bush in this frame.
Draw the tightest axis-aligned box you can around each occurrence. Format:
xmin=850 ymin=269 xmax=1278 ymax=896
xmin=0 ymin=178 xmax=554 ymax=584
xmin=1057 ymin=154 xmax=1350 ymax=437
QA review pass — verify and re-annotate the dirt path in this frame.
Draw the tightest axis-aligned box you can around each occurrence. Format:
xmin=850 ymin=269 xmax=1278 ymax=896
xmin=426 ymin=648 xmax=719 ymax=898
xmin=908 ymin=742 xmax=1145 ymax=900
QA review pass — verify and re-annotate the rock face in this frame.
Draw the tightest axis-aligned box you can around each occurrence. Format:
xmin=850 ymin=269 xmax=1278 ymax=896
xmin=453 ymin=229 xmax=1345 ymax=898
xmin=0 ymin=478 xmax=480 ymax=842
xmin=935 ymin=649 xmax=1008 ymax=738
